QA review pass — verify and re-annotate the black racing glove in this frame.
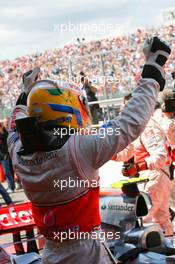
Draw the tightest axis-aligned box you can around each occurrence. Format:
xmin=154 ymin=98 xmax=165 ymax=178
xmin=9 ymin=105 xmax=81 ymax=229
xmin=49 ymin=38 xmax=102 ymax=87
xmin=142 ymin=37 xmax=171 ymax=91
xmin=122 ymin=158 xmax=148 ymax=178
xmin=122 ymin=161 xmax=139 ymax=178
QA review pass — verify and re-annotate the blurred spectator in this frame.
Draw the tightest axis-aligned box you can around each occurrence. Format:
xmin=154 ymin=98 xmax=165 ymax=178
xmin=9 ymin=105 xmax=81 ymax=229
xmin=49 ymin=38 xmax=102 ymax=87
xmin=80 ymin=72 xmax=103 ymax=124
xmin=0 ymin=122 xmax=15 ymax=193
xmin=0 ymin=183 xmax=13 ymax=206
xmin=172 ymin=71 xmax=175 ymax=89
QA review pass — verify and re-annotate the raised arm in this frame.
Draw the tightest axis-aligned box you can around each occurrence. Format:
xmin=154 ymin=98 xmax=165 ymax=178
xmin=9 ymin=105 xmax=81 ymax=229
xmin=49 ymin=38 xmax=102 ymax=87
xmin=72 ymin=37 xmax=171 ymax=172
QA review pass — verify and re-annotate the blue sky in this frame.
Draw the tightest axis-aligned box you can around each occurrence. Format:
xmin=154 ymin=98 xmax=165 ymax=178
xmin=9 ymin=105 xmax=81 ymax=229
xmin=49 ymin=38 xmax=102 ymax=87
xmin=0 ymin=0 xmax=174 ymax=59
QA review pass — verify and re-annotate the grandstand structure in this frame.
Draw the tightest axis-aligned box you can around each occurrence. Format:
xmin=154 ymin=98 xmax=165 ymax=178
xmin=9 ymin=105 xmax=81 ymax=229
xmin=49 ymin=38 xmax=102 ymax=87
xmin=162 ymin=7 xmax=175 ymax=25
xmin=0 ymin=24 xmax=175 ymax=120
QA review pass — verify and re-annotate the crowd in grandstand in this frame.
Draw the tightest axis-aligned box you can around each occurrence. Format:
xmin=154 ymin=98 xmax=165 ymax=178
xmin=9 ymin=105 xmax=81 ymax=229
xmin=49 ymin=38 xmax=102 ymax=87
xmin=0 ymin=24 xmax=175 ymax=108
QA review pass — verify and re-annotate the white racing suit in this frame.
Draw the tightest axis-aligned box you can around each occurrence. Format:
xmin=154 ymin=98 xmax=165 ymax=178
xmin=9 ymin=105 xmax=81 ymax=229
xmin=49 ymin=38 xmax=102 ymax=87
xmin=117 ymin=111 xmax=173 ymax=236
xmin=154 ymin=109 xmax=175 ymax=149
xmin=8 ymin=79 xmax=159 ymax=264
xmin=157 ymin=110 xmax=175 ymax=209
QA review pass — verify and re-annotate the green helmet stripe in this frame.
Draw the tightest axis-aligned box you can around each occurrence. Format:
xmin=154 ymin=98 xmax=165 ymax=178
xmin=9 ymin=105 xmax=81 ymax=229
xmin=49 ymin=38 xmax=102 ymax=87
xmin=47 ymin=88 xmax=63 ymax=95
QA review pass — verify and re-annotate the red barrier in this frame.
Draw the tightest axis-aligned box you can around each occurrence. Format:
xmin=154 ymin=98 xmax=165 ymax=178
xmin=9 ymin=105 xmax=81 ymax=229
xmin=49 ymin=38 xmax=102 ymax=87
xmin=0 ymin=164 xmax=5 ymax=183
xmin=0 ymin=202 xmax=35 ymax=235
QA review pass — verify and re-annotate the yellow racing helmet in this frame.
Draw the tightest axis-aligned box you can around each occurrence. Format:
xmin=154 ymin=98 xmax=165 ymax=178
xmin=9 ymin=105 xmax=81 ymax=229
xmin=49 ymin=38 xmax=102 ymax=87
xmin=27 ymin=80 xmax=91 ymax=129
